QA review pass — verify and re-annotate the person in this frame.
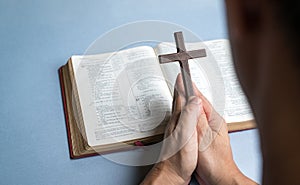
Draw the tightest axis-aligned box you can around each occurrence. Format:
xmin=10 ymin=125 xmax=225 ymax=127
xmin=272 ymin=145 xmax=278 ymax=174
xmin=141 ymin=0 xmax=300 ymax=184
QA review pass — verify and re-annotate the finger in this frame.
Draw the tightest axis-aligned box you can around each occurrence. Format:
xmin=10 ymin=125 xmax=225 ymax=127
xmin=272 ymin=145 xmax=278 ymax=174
xmin=165 ymin=90 xmax=184 ymax=136
xmin=196 ymin=99 xmax=226 ymax=151
xmin=172 ymin=86 xmax=184 ymax=114
xmin=176 ymin=73 xmax=211 ymax=116
xmin=192 ymin=82 xmax=215 ymax=120
xmin=197 ymin=108 xmax=214 ymax=151
xmin=171 ymin=86 xmax=178 ymax=114
xmin=172 ymin=96 xmax=201 ymax=145
xmin=174 ymin=74 xmax=187 ymax=105
xmin=176 ymin=73 xmax=223 ymax=130
xmin=192 ymin=82 xmax=212 ymax=106
xmin=193 ymin=82 xmax=225 ymax=133
xmin=192 ymin=82 xmax=225 ymax=127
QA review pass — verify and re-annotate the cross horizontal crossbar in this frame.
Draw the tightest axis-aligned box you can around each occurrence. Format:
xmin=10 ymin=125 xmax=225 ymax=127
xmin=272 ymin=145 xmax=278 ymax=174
xmin=158 ymin=49 xmax=206 ymax=64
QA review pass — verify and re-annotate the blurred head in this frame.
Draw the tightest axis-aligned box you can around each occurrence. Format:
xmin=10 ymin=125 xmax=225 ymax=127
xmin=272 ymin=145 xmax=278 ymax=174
xmin=225 ymin=0 xmax=300 ymax=109
xmin=225 ymin=2 xmax=300 ymax=183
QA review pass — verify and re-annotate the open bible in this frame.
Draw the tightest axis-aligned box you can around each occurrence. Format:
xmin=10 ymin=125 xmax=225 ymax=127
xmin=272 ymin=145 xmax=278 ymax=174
xmin=59 ymin=39 xmax=255 ymax=159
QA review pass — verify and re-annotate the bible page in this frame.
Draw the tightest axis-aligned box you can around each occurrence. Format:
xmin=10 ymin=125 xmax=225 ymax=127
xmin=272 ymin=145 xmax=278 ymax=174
xmin=72 ymin=46 xmax=172 ymax=146
xmin=155 ymin=40 xmax=253 ymax=123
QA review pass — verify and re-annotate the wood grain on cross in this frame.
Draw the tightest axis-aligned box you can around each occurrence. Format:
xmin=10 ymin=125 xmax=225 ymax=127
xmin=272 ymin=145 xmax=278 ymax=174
xmin=158 ymin=31 xmax=207 ymax=101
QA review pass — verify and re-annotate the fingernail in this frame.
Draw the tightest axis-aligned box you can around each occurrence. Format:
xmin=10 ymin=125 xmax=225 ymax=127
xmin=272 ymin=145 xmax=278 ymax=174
xmin=188 ymin=96 xmax=202 ymax=105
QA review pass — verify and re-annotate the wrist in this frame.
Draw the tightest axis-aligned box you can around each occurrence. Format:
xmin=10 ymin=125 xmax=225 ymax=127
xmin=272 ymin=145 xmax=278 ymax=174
xmin=218 ymin=166 xmax=258 ymax=185
xmin=230 ymin=170 xmax=258 ymax=185
xmin=196 ymin=162 xmax=257 ymax=185
xmin=141 ymin=161 xmax=190 ymax=185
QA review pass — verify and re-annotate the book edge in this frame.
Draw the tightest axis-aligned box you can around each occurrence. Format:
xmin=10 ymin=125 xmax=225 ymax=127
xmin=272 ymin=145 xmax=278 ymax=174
xmin=59 ymin=65 xmax=77 ymax=159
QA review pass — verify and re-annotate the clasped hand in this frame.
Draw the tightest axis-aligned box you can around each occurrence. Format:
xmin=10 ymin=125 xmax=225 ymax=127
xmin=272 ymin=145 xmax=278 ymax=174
xmin=141 ymin=74 xmax=257 ymax=185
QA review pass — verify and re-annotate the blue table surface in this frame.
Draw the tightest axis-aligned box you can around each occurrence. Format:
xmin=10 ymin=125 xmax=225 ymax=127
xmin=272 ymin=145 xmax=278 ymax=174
xmin=0 ymin=0 xmax=262 ymax=184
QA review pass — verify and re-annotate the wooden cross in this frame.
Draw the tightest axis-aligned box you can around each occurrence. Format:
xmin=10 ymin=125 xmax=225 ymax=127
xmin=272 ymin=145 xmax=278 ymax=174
xmin=158 ymin=31 xmax=207 ymax=101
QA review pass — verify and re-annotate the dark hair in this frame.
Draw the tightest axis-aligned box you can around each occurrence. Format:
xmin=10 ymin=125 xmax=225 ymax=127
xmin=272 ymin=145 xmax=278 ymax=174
xmin=273 ymin=1 xmax=300 ymax=67
xmin=274 ymin=1 xmax=300 ymax=45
